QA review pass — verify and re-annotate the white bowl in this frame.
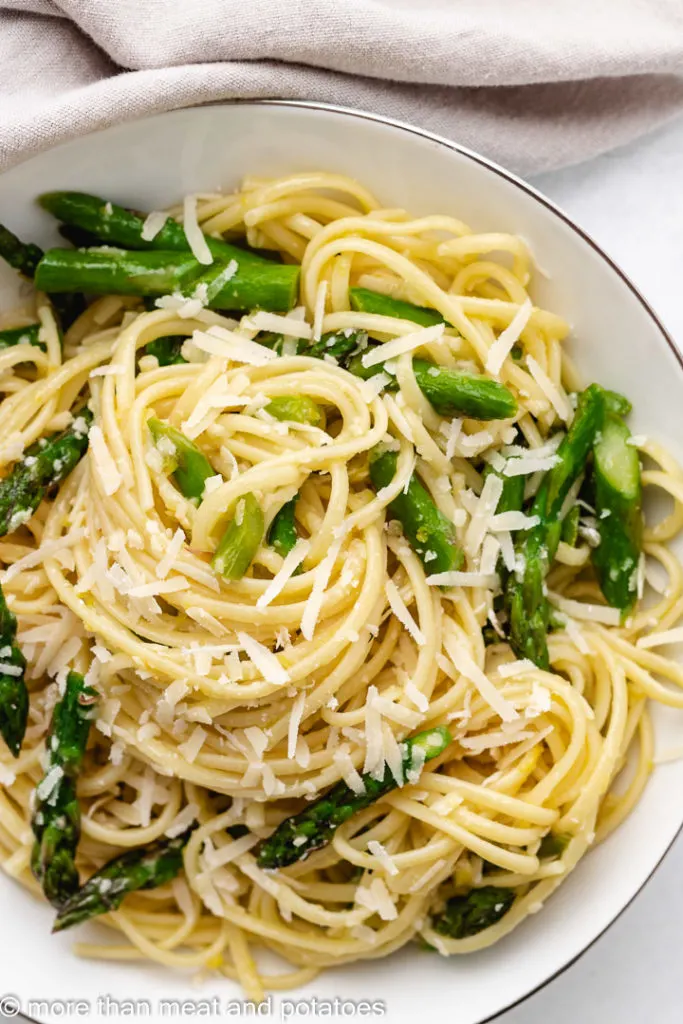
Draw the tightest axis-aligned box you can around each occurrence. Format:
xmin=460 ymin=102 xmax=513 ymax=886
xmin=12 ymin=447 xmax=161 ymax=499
xmin=1 ymin=102 xmax=682 ymax=1024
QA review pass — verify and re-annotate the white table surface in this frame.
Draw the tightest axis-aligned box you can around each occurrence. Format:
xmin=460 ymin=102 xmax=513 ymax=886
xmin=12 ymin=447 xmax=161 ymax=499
xmin=3 ymin=113 xmax=683 ymax=1024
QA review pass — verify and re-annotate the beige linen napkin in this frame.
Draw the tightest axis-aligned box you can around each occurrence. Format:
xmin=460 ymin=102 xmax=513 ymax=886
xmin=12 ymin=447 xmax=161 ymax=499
xmin=1 ymin=0 xmax=683 ymax=174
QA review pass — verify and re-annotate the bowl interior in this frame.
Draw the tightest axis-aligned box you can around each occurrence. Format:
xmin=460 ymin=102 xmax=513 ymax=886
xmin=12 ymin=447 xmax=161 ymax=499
xmin=1 ymin=102 xmax=682 ymax=1024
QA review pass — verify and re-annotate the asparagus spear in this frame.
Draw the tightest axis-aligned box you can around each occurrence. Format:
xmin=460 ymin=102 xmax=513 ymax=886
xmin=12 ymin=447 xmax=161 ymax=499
xmin=0 ymin=222 xmax=85 ymax=328
xmin=0 ymin=223 xmax=43 ymax=278
xmin=0 ymin=408 xmax=93 ymax=537
xmin=0 ymin=582 xmax=28 ymax=757
xmin=348 ymin=355 xmax=517 ymax=421
xmin=31 ymin=671 xmax=97 ymax=907
xmin=602 ymin=389 xmax=632 ymax=418
xmin=212 ymin=492 xmax=264 ymax=580
xmin=506 ymin=385 xmax=605 ymax=668
xmin=257 ymin=726 xmax=452 ymax=868
xmin=266 ymin=395 xmax=324 ymax=428
xmin=35 ymin=247 xmax=300 ymax=313
xmin=147 ymin=418 xmax=214 ymax=504
xmin=0 ymin=324 xmax=44 ymax=352
xmin=143 ymin=335 xmax=187 ymax=366
xmin=52 ymin=827 xmax=194 ymax=932
xmin=560 ymin=504 xmax=580 ymax=546
xmin=350 ymin=287 xmax=445 ymax=328
xmin=591 ymin=414 xmax=642 ymax=613
xmin=38 ymin=191 xmax=268 ymax=265
xmin=369 ymin=447 xmax=463 ymax=575
xmin=268 ymin=495 xmax=300 ymax=558
xmin=432 ymin=886 xmax=515 ymax=939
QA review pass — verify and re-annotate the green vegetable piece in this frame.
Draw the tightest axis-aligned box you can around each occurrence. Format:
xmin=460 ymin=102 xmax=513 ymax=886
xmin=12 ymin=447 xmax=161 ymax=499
xmin=432 ymin=886 xmax=515 ymax=939
xmin=369 ymin=447 xmax=463 ymax=575
xmin=0 ymin=324 xmax=44 ymax=352
xmin=268 ymin=496 xmax=300 ymax=558
xmin=0 ymin=583 xmax=28 ymax=758
xmin=38 ymin=191 xmax=268 ymax=264
xmin=147 ymin=418 xmax=214 ymax=503
xmin=561 ymin=505 xmax=580 ymax=547
xmin=308 ymin=328 xmax=367 ymax=363
xmin=601 ymin=388 xmax=632 ymax=418
xmin=144 ymin=336 xmax=187 ymax=366
xmin=212 ymin=492 xmax=264 ymax=580
xmin=538 ymin=832 xmax=570 ymax=859
xmin=257 ymin=726 xmax=451 ymax=868
xmin=592 ymin=414 xmax=642 ymax=613
xmin=0 ymin=223 xmax=43 ymax=278
xmin=350 ymin=287 xmax=445 ymax=328
xmin=346 ymin=354 xmax=516 ymax=421
xmin=506 ymin=385 xmax=605 ymax=668
xmin=412 ymin=360 xmax=517 ymax=421
xmin=0 ymin=408 xmax=93 ymax=537
xmin=52 ymin=827 xmax=194 ymax=932
xmin=35 ymin=247 xmax=300 ymax=314
xmin=266 ymin=395 xmax=324 ymax=428
xmin=31 ymin=671 xmax=97 ymax=907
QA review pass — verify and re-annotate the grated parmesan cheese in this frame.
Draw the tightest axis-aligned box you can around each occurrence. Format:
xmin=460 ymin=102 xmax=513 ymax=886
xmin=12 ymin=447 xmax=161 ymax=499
xmin=141 ymin=211 xmax=168 ymax=241
xmin=300 ymin=536 xmax=342 ymax=641
xmin=485 ymin=298 xmax=532 ymax=375
xmin=333 ymin=745 xmax=366 ymax=795
xmin=287 ymin=692 xmax=306 ymax=760
xmin=443 ymin=637 xmax=518 ymax=722
xmin=244 ymin=311 xmax=313 ymax=340
xmin=367 ymin=839 xmax=399 ymax=876
xmin=257 ymin=539 xmax=310 ymax=609
xmin=183 ymin=195 xmax=213 ymax=265
xmin=548 ymin=592 xmax=621 ymax=627
xmin=361 ymin=323 xmax=445 ymax=368
xmin=489 ymin=511 xmax=541 ymax=532
xmin=385 ymin=579 xmax=425 ymax=646
xmin=237 ymin=631 xmax=290 ymax=685
xmin=191 ymin=326 xmax=277 ymax=365
xmin=464 ymin=472 xmax=503 ymax=558
xmin=178 ymin=725 xmax=207 ymax=763
xmin=526 ymin=356 xmax=573 ymax=422
xmin=355 ymin=877 xmax=398 ymax=921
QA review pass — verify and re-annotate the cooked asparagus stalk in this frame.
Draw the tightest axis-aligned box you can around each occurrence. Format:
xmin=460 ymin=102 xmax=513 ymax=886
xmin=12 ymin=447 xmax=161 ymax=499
xmin=34 ymin=248 xmax=300 ymax=313
xmin=31 ymin=671 xmax=97 ymax=907
xmin=147 ymin=418 xmax=214 ymax=504
xmin=258 ymin=726 xmax=452 ymax=868
xmin=0 ymin=408 xmax=93 ymax=537
xmin=266 ymin=395 xmax=324 ymax=428
xmin=0 ymin=222 xmax=84 ymax=328
xmin=506 ymin=385 xmax=605 ymax=668
xmin=38 ymin=191 xmax=268 ymax=265
xmin=560 ymin=504 xmax=580 ymax=546
xmin=591 ymin=414 xmax=642 ymax=613
xmin=52 ymin=827 xmax=194 ymax=932
xmin=369 ymin=447 xmax=463 ymax=574
xmin=0 ymin=324 xmax=44 ymax=351
xmin=212 ymin=492 xmax=264 ymax=580
xmin=602 ymin=388 xmax=632 ymax=418
xmin=0 ymin=583 xmax=27 ymax=758
xmin=268 ymin=495 xmax=300 ymax=558
xmin=348 ymin=355 xmax=517 ymax=421
xmin=431 ymin=885 xmax=515 ymax=939
xmin=349 ymin=287 xmax=445 ymax=328
xmin=143 ymin=335 xmax=187 ymax=366
xmin=0 ymin=223 xmax=43 ymax=278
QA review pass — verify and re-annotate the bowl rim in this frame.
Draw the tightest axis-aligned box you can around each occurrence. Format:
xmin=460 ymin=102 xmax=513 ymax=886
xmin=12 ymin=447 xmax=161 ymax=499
xmin=7 ymin=96 xmax=683 ymax=1024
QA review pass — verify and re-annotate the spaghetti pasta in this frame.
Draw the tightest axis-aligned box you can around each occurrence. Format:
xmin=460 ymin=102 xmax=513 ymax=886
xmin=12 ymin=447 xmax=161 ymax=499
xmin=0 ymin=172 xmax=682 ymax=998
